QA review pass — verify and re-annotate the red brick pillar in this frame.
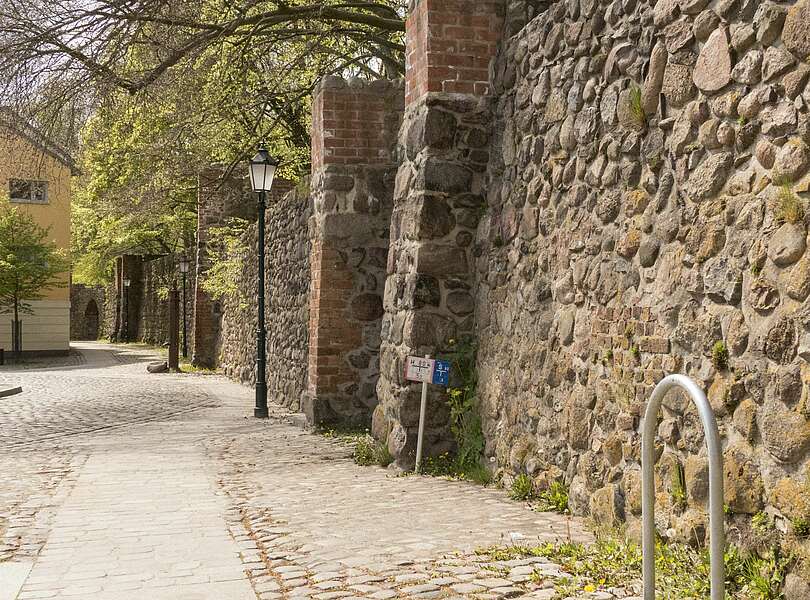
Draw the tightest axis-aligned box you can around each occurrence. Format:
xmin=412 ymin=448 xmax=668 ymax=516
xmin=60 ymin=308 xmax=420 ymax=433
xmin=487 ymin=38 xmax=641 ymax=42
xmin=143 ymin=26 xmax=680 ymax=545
xmin=304 ymin=77 xmax=404 ymax=426
xmin=375 ymin=0 xmax=503 ymax=467
xmin=405 ymin=0 xmax=503 ymax=105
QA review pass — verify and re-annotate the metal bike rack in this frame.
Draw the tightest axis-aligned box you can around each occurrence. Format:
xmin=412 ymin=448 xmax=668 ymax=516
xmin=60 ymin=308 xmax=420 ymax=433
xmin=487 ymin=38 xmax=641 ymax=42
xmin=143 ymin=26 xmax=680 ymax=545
xmin=642 ymin=374 xmax=725 ymax=600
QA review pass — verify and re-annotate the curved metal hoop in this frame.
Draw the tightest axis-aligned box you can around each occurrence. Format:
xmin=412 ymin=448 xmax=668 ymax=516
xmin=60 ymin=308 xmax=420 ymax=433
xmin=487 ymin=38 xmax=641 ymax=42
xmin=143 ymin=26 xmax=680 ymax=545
xmin=642 ymin=374 xmax=725 ymax=600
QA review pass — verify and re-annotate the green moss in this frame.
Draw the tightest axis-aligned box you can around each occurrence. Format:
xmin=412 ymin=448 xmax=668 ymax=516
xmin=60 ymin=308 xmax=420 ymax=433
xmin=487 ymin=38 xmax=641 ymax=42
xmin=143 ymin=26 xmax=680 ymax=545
xmin=712 ymin=341 xmax=729 ymax=371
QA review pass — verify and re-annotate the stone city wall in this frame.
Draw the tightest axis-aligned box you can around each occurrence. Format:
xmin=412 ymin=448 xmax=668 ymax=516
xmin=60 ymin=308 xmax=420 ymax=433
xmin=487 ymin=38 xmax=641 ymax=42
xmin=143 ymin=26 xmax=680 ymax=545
xmin=69 ymin=284 xmax=105 ymax=341
xmin=136 ymin=255 xmax=196 ymax=349
xmin=217 ymin=183 xmax=312 ymax=411
xmin=303 ymin=77 xmax=405 ymax=426
xmin=471 ymin=0 xmax=810 ymax=557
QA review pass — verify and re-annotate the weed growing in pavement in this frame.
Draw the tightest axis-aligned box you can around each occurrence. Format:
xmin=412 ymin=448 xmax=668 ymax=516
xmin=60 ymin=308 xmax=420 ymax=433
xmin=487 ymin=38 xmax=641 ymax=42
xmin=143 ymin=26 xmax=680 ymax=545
xmin=476 ymin=530 xmax=796 ymax=599
xmin=509 ymin=474 xmax=534 ymax=501
xmin=319 ymin=427 xmax=392 ymax=468
xmin=534 ymin=481 xmax=569 ymax=514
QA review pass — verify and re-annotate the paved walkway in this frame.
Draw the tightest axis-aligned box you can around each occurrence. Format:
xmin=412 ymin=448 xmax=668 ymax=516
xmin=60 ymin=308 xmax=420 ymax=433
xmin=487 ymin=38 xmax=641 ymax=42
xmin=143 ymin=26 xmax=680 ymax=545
xmin=0 ymin=343 xmax=601 ymax=600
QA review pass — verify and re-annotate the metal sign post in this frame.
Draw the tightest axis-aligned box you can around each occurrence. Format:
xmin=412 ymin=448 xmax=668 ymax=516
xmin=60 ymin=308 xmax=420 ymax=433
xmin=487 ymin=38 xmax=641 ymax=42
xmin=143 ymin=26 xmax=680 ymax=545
xmin=642 ymin=375 xmax=725 ymax=600
xmin=405 ymin=354 xmax=452 ymax=472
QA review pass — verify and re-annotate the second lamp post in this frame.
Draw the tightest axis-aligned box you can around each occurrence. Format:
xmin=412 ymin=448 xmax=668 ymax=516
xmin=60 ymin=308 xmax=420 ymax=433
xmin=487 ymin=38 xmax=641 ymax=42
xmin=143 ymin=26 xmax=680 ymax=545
xmin=179 ymin=256 xmax=190 ymax=358
xmin=248 ymin=148 xmax=278 ymax=419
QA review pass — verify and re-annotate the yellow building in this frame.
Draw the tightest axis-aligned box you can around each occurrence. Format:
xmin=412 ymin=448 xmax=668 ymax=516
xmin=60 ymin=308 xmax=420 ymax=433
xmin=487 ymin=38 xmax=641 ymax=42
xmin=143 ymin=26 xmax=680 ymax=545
xmin=0 ymin=108 xmax=76 ymax=354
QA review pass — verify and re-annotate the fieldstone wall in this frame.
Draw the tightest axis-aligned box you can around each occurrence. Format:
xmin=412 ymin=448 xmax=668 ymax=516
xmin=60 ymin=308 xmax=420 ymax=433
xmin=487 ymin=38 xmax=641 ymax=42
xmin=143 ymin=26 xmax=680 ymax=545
xmin=303 ymin=77 xmax=405 ymax=426
xmin=193 ymin=167 xmax=260 ymax=368
xmin=218 ymin=184 xmax=312 ymax=411
xmin=475 ymin=0 xmax=810 ymax=555
xmin=69 ymin=284 xmax=105 ymax=341
xmin=375 ymin=0 xmax=504 ymax=466
xmin=136 ymin=255 xmax=196 ymax=349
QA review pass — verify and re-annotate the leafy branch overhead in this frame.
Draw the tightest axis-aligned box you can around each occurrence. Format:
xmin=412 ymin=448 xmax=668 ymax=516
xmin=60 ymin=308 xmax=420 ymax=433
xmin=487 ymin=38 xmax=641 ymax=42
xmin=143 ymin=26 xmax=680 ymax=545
xmin=0 ymin=0 xmax=406 ymax=153
xmin=0 ymin=1 xmax=406 ymax=285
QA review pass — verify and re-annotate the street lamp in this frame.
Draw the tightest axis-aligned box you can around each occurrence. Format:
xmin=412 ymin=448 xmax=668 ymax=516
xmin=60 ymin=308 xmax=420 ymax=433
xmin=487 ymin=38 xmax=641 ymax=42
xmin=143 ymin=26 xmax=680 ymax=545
xmin=179 ymin=256 xmax=190 ymax=358
xmin=122 ymin=278 xmax=131 ymax=342
xmin=248 ymin=147 xmax=278 ymax=419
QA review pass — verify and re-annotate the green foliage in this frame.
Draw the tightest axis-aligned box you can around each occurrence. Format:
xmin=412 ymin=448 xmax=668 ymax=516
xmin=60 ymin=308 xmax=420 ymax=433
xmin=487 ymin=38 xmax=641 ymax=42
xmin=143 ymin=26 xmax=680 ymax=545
xmin=445 ymin=337 xmax=484 ymax=471
xmin=412 ymin=336 xmax=491 ymax=484
xmin=742 ymin=548 xmax=793 ymax=600
xmin=775 ymin=183 xmax=805 ymax=225
xmin=534 ymin=481 xmax=569 ymax=514
xmin=753 ymin=512 xmax=774 ymax=534
xmin=200 ymin=218 xmax=249 ymax=302
xmin=0 ymin=200 xmax=70 ymax=319
xmin=792 ymin=517 xmax=810 ymax=538
xmin=509 ymin=474 xmax=534 ymax=501
xmin=353 ymin=435 xmax=393 ymax=467
xmin=712 ymin=341 xmax=729 ymax=370
xmin=419 ymin=452 xmax=493 ymax=484
xmin=478 ymin=533 xmax=794 ymax=599
xmin=671 ymin=462 xmax=687 ymax=510
xmin=320 ymin=427 xmax=392 ymax=468
xmin=628 ymin=85 xmax=647 ymax=129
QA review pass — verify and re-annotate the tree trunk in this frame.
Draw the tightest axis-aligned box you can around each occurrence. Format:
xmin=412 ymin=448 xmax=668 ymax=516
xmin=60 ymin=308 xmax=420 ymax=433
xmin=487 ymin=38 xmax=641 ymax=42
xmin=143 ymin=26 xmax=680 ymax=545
xmin=12 ymin=297 xmax=20 ymax=356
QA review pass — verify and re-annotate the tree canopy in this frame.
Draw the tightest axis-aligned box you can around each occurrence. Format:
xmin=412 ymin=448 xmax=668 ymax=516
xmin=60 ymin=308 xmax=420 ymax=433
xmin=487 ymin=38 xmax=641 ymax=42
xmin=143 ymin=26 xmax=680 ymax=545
xmin=0 ymin=1 xmax=406 ymax=284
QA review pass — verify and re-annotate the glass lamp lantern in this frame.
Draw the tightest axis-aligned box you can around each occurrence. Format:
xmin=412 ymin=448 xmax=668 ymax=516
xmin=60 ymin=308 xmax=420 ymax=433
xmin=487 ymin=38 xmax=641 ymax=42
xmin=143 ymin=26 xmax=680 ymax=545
xmin=249 ymin=148 xmax=279 ymax=193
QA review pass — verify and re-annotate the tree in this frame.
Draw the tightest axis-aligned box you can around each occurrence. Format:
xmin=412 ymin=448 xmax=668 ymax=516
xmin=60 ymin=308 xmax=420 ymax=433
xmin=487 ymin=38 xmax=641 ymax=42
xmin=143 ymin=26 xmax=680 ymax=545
xmin=0 ymin=201 xmax=70 ymax=352
xmin=0 ymin=0 xmax=406 ymax=153
xmin=0 ymin=1 xmax=406 ymax=285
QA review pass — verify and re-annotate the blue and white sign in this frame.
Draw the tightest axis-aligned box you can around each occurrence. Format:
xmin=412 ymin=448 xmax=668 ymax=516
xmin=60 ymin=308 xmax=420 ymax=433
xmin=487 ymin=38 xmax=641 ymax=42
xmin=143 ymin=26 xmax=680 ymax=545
xmin=432 ymin=359 xmax=451 ymax=386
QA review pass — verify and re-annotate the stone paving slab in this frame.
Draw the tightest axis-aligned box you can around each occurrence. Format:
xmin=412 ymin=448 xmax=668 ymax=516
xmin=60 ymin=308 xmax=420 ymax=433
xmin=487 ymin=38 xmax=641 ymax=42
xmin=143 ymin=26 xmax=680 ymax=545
xmin=0 ymin=343 xmax=629 ymax=600
xmin=0 ymin=562 xmax=32 ymax=600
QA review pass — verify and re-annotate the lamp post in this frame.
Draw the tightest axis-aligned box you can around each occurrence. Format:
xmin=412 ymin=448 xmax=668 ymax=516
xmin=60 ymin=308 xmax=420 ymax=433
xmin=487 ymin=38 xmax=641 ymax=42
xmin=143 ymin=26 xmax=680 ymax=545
xmin=179 ymin=256 xmax=190 ymax=358
xmin=122 ymin=278 xmax=131 ymax=342
xmin=248 ymin=147 xmax=279 ymax=419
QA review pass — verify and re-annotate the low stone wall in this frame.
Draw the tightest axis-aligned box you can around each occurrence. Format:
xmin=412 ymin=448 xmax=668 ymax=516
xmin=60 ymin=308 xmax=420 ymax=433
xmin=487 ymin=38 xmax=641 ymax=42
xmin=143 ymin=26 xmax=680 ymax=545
xmin=218 ymin=184 xmax=312 ymax=410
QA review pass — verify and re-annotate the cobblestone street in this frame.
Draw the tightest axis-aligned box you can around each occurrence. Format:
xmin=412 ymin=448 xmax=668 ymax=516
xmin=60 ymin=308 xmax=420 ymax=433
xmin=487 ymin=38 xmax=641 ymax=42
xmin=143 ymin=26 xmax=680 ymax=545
xmin=0 ymin=343 xmax=601 ymax=600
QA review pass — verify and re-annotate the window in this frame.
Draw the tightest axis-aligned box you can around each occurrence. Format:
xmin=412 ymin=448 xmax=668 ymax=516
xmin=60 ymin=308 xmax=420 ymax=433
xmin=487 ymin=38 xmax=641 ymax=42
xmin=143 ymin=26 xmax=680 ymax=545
xmin=9 ymin=179 xmax=48 ymax=204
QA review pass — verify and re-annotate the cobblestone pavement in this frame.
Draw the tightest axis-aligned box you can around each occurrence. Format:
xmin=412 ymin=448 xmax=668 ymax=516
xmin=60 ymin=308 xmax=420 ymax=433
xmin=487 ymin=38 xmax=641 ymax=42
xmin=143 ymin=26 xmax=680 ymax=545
xmin=0 ymin=342 xmax=630 ymax=600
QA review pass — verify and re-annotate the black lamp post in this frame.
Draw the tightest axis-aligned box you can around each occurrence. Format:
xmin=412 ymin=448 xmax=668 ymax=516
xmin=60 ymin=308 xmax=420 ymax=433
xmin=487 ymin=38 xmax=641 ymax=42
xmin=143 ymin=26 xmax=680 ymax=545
xmin=248 ymin=147 xmax=279 ymax=419
xmin=179 ymin=256 xmax=190 ymax=358
xmin=122 ymin=278 xmax=131 ymax=341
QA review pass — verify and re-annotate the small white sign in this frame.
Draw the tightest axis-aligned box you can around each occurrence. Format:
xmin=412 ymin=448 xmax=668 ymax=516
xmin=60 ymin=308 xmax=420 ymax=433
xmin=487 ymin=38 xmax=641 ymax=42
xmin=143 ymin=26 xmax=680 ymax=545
xmin=405 ymin=356 xmax=435 ymax=383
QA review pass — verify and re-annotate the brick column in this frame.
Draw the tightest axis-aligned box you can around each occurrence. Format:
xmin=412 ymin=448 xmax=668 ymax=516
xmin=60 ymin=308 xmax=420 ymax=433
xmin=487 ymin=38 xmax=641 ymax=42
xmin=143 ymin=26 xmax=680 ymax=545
xmin=304 ymin=77 xmax=405 ymax=426
xmin=405 ymin=0 xmax=503 ymax=104
xmin=375 ymin=0 xmax=504 ymax=467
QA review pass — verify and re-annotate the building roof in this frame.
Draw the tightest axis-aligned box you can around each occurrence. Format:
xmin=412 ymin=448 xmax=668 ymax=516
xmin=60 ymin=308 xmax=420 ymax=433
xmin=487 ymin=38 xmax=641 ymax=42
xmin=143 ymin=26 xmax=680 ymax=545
xmin=0 ymin=107 xmax=80 ymax=176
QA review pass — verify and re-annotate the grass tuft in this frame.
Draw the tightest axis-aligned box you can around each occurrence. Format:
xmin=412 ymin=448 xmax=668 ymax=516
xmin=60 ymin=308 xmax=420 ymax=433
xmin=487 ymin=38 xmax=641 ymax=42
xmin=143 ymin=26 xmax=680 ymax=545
xmin=509 ymin=473 xmax=534 ymax=501
xmin=712 ymin=341 xmax=729 ymax=371
xmin=775 ymin=183 xmax=805 ymax=224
